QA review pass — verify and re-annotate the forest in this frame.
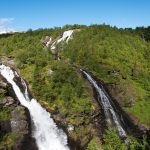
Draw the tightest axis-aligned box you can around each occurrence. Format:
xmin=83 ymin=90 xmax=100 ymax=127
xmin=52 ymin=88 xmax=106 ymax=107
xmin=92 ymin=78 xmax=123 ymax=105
xmin=0 ymin=24 xmax=150 ymax=149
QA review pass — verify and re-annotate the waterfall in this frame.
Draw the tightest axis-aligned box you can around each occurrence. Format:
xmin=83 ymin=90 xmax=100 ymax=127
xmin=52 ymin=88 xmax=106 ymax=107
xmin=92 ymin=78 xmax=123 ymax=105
xmin=81 ymin=69 xmax=127 ymax=139
xmin=0 ymin=64 xmax=69 ymax=150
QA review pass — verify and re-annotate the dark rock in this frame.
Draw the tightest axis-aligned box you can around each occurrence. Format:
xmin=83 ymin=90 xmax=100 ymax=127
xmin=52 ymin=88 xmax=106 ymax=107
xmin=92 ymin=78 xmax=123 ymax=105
xmin=0 ymin=95 xmax=37 ymax=150
xmin=41 ymin=36 xmax=52 ymax=47
xmin=0 ymin=120 xmax=11 ymax=133
xmin=80 ymin=69 xmax=150 ymax=140
xmin=11 ymin=120 xmax=28 ymax=133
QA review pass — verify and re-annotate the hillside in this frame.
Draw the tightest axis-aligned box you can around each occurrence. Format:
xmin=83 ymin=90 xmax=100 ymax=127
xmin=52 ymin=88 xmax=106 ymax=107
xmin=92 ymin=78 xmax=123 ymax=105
xmin=0 ymin=24 xmax=150 ymax=150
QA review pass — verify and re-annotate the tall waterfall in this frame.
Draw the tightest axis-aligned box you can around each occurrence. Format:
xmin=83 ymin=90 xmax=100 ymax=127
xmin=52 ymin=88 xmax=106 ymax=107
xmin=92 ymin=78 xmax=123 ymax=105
xmin=81 ymin=69 xmax=127 ymax=139
xmin=0 ymin=64 xmax=69 ymax=150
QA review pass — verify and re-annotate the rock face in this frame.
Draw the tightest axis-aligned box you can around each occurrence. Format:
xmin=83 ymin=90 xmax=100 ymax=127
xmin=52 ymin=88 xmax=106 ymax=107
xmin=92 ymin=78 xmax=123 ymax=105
xmin=10 ymin=106 xmax=28 ymax=132
xmin=107 ymin=83 xmax=136 ymax=107
xmin=41 ymin=36 xmax=52 ymax=47
xmin=81 ymin=70 xmax=150 ymax=140
xmin=0 ymin=79 xmax=38 ymax=150
xmin=103 ymin=82 xmax=150 ymax=138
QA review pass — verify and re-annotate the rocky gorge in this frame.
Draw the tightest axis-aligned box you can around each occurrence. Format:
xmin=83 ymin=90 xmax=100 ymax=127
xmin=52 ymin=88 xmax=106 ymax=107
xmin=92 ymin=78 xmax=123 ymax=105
xmin=0 ymin=77 xmax=37 ymax=150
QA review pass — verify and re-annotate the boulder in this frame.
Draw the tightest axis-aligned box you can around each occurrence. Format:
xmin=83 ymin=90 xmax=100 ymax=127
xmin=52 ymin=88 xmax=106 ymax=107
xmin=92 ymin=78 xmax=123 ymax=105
xmin=10 ymin=106 xmax=28 ymax=133
xmin=0 ymin=95 xmax=37 ymax=150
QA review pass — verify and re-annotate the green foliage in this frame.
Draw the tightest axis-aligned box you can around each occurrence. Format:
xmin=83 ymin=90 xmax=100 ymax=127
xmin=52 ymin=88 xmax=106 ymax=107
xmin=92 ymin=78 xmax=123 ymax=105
xmin=103 ymin=128 xmax=150 ymax=150
xmin=0 ymin=108 xmax=10 ymax=121
xmin=61 ymin=24 xmax=150 ymax=126
xmin=87 ymin=138 xmax=103 ymax=150
xmin=39 ymin=62 xmax=94 ymax=116
xmin=103 ymin=128 xmax=127 ymax=150
xmin=0 ymin=24 xmax=150 ymax=148
xmin=0 ymin=133 xmax=22 ymax=149
xmin=0 ymin=88 xmax=5 ymax=100
xmin=125 ymin=100 xmax=150 ymax=125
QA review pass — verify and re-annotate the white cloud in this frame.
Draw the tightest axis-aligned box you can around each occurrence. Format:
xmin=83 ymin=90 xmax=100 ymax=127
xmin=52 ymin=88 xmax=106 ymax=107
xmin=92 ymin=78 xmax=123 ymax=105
xmin=0 ymin=18 xmax=14 ymax=26
xmin=0 ymin=28 xmax=16 ymax=34
xmin=0 ymin=18 xmax=16 ymax=34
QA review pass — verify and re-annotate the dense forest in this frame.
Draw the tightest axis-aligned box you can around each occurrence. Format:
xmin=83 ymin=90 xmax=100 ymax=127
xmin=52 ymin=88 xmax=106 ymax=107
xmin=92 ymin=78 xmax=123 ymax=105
xmin=0 ymin=24 xmax=150 ymax=149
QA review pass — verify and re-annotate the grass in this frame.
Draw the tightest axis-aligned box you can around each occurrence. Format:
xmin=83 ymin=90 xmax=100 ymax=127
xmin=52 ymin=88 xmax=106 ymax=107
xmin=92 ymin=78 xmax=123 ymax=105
xmin=125 ymin=100 xmax=150 ymax=126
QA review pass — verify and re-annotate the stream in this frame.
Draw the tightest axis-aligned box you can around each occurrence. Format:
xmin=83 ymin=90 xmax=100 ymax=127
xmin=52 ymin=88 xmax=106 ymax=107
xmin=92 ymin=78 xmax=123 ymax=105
xmin=80 ymin=69 xmax=127 ymax=140
xmin=0 ymin=63 xmax=69 ymax=150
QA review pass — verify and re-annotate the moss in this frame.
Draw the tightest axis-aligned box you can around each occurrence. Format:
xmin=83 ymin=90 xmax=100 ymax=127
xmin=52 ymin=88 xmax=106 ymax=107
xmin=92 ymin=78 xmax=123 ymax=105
xmin=87 ymin=137 xmax=103 ymax=150
xmin=15 ymin=106 xmax=26 ymax=120
xmin=70 ymin=124 xmax=95 ymax=147
xmin=0 ymin=88 xmax=5 ymax=100
xmin=0 ymin=108 xmax=10 ymax=121
xmin=19 ymin=64 xmax=35 ymax=85
xmin=0 ymin=133 xmax=23 ymax=149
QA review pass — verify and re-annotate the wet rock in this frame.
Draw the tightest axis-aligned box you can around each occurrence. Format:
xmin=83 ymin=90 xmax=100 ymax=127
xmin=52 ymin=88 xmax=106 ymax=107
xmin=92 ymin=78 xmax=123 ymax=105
xmin=0 ymin=94 xmax=37 ymax=149
xmin=10 ymin=120 xmax=28 ymax=133
xmin=10 ymin=106 xmax=28 ymax=133
xmin=1 ymin=57 xmax=15 ymax=66
xmin=41 ymin=36 xmax=52 ymax=47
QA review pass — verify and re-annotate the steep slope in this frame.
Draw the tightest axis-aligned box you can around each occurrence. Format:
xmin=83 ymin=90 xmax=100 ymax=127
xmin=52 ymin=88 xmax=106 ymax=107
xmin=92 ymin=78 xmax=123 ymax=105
xmin=62 ymin=25 xmax=150 ymax=127
xmin=0 ymin=24 xmax=150 ymax=149
xmin=0 ymin=76 xmax=37 ymax=150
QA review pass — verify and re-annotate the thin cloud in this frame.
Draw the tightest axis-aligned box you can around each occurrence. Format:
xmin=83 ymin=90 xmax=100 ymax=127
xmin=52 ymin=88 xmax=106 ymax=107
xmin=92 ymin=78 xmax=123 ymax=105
xmin=0 ymin=28 xmax=16 ymax=34
xmin=0 ymin=18 xmax=14 ymax=26
xmin=0 ymin=18 xmax=16 ymax=34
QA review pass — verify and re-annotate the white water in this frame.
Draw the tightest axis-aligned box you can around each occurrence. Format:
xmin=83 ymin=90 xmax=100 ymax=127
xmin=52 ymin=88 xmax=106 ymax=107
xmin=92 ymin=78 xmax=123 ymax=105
xmin=0 ymin=64 xmax=69 ymax=150
xmin=51 ymin=30 xmax=74 ymax=50
xmin=81 ymin=70 xmax=127 ymax=138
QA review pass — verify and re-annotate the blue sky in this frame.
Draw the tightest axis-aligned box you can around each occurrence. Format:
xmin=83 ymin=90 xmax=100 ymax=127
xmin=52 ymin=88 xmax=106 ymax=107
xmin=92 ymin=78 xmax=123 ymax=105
xmin=0 ymin=0 xmax=150 ymax=31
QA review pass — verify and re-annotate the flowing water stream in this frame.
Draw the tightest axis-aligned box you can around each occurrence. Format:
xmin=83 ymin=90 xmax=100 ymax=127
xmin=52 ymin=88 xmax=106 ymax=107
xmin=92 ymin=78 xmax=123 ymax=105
xmin=0 ymin=63 xmax=69 ymax=150
xmin=81 ymin=69 xmax=127 ymax=139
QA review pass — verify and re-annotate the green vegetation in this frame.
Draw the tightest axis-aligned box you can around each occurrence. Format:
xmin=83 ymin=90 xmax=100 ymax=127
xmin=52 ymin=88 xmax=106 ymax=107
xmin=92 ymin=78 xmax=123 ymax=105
xmin=102 ymin=128 xmax=149 ymax=150
xmin=125 ymin=100 xmax=150 ymax=125
xmin=0 ymin=108 xmax=10 ymax=121
xmin=0 ymin=24 xmax=150 ymax=148
xmin=61 ymin=25 xmax=150 ymax=126
xmin=0 ymin=88 xmax=5 ymax=100
xmin=87 ymin=138 xmax=103 ymax=150
xmin=0 ymin=133 xmax=22 ymax=149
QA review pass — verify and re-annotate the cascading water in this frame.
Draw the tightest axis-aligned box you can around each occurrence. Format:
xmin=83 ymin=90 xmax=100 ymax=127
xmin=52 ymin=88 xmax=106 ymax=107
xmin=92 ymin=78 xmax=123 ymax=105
xmin=80 ymin=69 xmax=127 ymax=139
xmin=0 ymin=63 xmax=69 ymax=150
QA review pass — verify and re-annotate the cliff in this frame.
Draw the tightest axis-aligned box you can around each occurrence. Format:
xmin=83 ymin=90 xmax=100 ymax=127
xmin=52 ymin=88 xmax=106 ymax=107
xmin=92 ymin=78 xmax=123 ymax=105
xmin=0 ymin=77 xmax=37 ymax=150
